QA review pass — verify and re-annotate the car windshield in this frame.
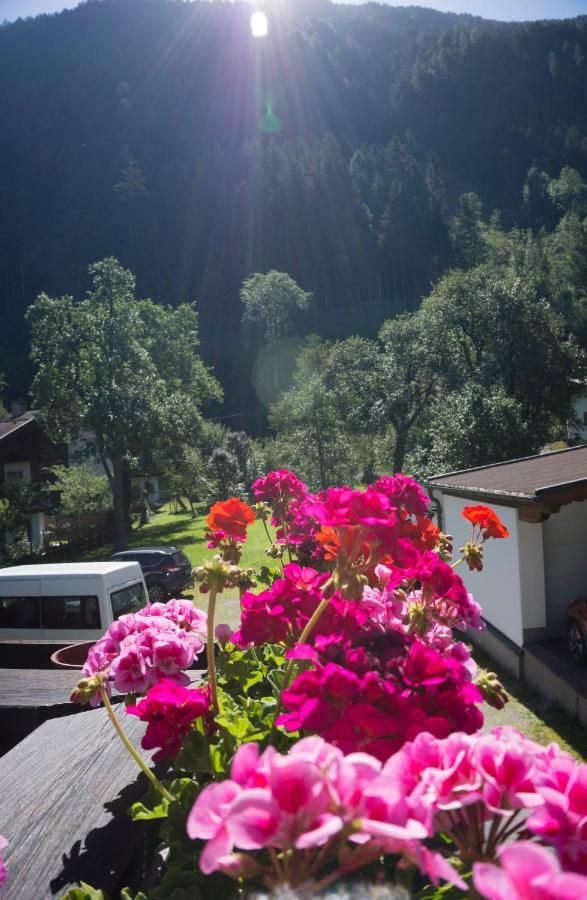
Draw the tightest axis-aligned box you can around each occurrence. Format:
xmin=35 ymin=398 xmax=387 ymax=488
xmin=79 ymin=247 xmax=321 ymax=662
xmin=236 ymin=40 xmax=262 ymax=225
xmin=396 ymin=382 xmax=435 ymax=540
xmin=110 ymin=581 xmax=147 ymax=618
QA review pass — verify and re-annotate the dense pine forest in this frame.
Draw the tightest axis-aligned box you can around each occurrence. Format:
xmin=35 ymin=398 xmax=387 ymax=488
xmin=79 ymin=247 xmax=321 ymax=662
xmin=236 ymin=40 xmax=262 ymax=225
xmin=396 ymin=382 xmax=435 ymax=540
xmin=1 ymin=0 xmax=587 ymax=437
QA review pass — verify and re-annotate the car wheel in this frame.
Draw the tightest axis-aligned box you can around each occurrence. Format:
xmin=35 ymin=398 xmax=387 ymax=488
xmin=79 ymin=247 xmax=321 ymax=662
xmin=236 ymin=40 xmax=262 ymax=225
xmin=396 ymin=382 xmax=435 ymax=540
xmin=147 ymin=582 xmax=167 ymax=604
xmin=567 ymin=619 xmax=586 ymax=665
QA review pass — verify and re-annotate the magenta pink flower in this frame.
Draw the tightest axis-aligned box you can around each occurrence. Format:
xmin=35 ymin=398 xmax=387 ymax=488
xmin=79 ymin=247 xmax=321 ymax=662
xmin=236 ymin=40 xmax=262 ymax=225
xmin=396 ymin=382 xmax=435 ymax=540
xmin=278 ymin=632 xmax=483 ymax=760
xmin=474 ymin=842 xmax=587 ymax=899
xmin=215 ymin=623 xmax=234 ymax=644
xmin=127 ymin=679 xmax=211 ymax=762
xmin=252 ymin=469 xmax=308 ymax=504
xmin=0 ymin=835 xmax=7 ymax=889
xmin=373 ymin=474 xmax=430 ymax=516
xmin=527 ymin=758 xmax=587 ymax=874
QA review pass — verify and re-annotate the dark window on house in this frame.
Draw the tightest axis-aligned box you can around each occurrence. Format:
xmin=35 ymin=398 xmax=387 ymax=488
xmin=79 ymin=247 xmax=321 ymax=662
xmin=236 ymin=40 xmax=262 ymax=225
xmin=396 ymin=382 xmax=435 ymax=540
xmin=41 ymin=596 xmax=101 ymax=629
xmin=110 ymin=581 xmax=146 ymax=618
xmin=0 ymin=596 xmax=41 ymax=628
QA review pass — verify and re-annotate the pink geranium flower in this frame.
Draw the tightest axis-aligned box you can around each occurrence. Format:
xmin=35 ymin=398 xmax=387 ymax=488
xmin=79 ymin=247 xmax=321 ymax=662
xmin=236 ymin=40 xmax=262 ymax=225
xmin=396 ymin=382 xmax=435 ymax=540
xmin=127 ymin=679 xmax=211 ymax=762
xmin=81 ymin=600 xmax=206 ymax=700
xmin=186 ymin=739 xmax=458 ymax=888
xmin=527 ymin=758 xmax=587 ymax=874
xmin=252 ymin=470 xmax=308 ymax=504
xmin=474 ymin=842 xmax=587 ymax=899
xmin=373 ymin=474 xmax=430 ymax=516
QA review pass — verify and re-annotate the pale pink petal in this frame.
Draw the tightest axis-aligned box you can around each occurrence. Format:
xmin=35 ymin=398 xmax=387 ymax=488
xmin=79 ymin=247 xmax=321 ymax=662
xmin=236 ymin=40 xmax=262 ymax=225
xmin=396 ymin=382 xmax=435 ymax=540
xmin=200 ymin=826 xmax=232 ymax=875
xmin=473 ymin=862 xmax=514 ymax=900
xmin=295 ymin=814 xmax=344 ymax=849
xmin=227 ymin=789 xmax=280 ymax=849
xmin=186 ymin=780 xmax=241 ymax=840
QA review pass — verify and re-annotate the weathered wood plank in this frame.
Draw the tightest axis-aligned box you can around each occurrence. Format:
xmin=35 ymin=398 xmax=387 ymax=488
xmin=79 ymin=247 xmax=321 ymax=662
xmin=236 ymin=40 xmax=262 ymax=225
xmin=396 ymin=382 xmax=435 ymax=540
xmin=0 ymin=668 xmax=81 ymax=708
xmin=0 ymin=705 xmax=154 ymax=899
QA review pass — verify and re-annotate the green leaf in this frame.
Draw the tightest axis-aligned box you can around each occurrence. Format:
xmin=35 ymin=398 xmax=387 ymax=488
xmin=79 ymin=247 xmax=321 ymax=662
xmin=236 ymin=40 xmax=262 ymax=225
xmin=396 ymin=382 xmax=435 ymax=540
xmin=129 ymin=798 xmax=169 ymax=820
xmin=61 ymin=884 xmax=109 ymax=900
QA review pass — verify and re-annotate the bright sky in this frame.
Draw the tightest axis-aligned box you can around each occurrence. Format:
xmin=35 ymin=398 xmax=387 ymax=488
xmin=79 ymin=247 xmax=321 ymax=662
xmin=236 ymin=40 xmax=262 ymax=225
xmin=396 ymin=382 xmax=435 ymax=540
xmin=1 ymin=0 xmax=587 ymax=23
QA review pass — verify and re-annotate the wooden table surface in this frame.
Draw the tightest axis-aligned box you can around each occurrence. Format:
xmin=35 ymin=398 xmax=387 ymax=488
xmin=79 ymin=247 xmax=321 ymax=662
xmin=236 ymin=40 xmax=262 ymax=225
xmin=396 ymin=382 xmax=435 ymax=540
xmin=0 ymin=668 xmax=81 ymax=708
xmin=0 ymin=704 xmax=156 ymax=899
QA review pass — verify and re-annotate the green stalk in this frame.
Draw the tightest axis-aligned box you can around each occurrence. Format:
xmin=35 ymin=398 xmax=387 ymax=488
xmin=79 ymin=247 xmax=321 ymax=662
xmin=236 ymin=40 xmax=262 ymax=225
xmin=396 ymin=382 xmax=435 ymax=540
xmin=100 ymin=686 xmax=174 ymax=803
xmin=207 ymin=586 xmax=220 ymax=715
xmin=270 ymin=585 xmax=333 ymax=736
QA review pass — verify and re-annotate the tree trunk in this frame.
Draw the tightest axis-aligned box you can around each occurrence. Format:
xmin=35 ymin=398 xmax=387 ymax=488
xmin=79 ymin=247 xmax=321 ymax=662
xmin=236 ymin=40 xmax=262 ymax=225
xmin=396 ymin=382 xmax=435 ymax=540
xmin=393 ymin=429 xmax=408 ymax=474
xmin=112 ymin=452 xmax=127 ymax=551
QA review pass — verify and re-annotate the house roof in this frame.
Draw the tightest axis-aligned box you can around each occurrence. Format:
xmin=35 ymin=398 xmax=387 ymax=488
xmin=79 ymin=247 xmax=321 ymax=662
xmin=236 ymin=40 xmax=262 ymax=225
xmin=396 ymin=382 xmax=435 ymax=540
xmin=427 ymin=445 xmax=587 ymax=509
xmin=0 ymin=415 xmax=36 ymax=442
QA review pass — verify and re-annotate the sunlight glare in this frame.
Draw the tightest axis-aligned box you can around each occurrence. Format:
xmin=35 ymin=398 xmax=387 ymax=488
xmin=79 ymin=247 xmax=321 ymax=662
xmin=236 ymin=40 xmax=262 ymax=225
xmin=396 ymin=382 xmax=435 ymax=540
xmin=250 ymin=11 xmax=269 ymax=39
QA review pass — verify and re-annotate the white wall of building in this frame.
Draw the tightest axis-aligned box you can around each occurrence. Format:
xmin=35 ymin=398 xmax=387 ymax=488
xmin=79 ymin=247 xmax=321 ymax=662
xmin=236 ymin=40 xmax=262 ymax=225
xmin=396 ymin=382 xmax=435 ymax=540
xmin=542 ymin=500 xmax=587 ymax=637
xmin=517 ymin=518 xmax=547 ymax=639
xmin=433 ymin=493 xmax=525 ymax=646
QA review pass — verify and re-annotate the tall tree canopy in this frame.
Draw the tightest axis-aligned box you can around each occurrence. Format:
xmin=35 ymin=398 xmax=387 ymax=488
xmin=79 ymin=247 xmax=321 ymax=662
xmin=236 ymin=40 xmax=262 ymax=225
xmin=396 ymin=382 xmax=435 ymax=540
xmin=27 ymin=257 xmax=221 ymax=548
xmin=1 ymin=0 xmax=587 ymax=426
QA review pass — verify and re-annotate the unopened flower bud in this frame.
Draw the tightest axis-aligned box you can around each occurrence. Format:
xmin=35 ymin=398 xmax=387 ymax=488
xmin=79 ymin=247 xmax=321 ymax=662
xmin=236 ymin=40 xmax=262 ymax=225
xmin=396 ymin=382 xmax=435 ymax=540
xmin=436 ymin=531 xmax=454 ymax=561
xmin=253 ymin=501 xmax=271 ymax=521
xmin=475 ymin=670 xmax=509 ymax=710
xmin=70 ymin=672 xmax=108 ymax=706
xmin=460 ymin=542 xmax=484 ymax=572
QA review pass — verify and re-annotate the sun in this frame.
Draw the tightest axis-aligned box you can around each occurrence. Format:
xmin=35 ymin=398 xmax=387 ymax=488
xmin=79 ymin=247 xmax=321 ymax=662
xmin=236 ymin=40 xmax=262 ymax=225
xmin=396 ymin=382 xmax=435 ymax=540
xmin=250 ymin=10 xmax=269 ymax=39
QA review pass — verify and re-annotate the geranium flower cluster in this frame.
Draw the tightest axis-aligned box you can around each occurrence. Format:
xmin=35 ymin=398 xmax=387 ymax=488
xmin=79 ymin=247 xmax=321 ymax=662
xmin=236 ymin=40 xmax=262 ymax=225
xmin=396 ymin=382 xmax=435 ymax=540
xmin=278 ymin=632 xmax=483 ymax=760
xmin=81 ymin=599 xmax=207 ymax=696
xmin=233 ymin=563 xmax=367 ymax=648
xmin=187 ymin=729 xmax=587 ymax=896
xmin=205 ymin=498 xmax=256 ymax=559
xmin=252 ymin=469 xmax=320 ymax=560
xmin=385 ymin=725 xmax=587 ymax=876
xmin=187 ymin=736 xmax=463 ymax=890
xmin=127 ymin=678 xmax=213 ymax=762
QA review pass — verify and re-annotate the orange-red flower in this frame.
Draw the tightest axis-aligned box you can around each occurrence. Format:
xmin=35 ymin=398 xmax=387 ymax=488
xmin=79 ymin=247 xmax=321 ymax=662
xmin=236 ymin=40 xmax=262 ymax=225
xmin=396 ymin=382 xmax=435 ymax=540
xmin=461 ymin=505 xmax=509 ymax=540
xmin=207 ymin=498 xmax=255 ymax=541
xmin=399 ymin=515 xmax=442 ymax=551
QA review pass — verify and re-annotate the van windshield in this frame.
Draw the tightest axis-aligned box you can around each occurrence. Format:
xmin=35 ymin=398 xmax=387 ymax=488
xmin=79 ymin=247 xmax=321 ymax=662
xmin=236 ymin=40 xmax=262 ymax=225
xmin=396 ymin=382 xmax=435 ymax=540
xmin=110 ymin=581 xmax=147 ymax=619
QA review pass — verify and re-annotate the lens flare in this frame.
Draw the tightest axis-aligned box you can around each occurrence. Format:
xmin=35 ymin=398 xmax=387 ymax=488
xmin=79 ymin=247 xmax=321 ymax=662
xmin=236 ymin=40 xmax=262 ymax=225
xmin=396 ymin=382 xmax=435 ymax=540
xmin=250 ymin=11 xmax=269 ymax=38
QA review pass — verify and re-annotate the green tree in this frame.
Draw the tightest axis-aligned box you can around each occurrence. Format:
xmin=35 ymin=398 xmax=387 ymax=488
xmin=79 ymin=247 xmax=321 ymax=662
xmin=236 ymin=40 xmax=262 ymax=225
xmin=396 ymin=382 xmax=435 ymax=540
xmin=241 ymin=271 xmax=313 ymax=344
xmin=27 ymin=258 xmax=221 ymax=549
xmin=270 ymin=341 xmax=357 ymax=489
xmin=166 ymin=446 xmax=209 ymax=516
xmin=420 ymin=266 xmax=586 ymax=448
xmin=451 ymin=192 xmax=486 ymax=268
xmin=413 ymin=385 xmax=532 ymax=477
xmin=376 ymin=312 xmax=450 ymax=473
xmin=321 ymin=336 xmax=381 ymax=481
xmin=48 ymin=464 xmax=112 ymax=516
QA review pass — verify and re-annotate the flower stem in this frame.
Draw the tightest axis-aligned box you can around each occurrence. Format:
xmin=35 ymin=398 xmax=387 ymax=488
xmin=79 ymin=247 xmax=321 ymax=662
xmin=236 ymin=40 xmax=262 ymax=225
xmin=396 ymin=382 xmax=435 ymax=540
xmin=207 ymin=586 xmax=220 ymax=716
xmin=270 ymin=585 xmax=334 ymax=737
xmin=99 ymin=687 xmax=174 ymax=803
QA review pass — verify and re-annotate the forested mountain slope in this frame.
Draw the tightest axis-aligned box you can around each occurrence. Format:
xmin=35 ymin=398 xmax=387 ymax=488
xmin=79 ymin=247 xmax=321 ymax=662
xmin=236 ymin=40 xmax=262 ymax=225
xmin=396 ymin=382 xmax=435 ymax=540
xmin=1 ymin=0 xmax=586 ymax=422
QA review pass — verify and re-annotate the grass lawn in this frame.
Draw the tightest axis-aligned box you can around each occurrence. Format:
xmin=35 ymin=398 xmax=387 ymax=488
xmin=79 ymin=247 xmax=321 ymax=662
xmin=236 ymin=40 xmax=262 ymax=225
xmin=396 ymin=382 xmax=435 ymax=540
xmin=478 ymin=647 xmax=587 ymax=760
xmin=80 ymin=502 xmax=275 ymax=624
xmin=79 ymin=504 xmax=586 ymax=758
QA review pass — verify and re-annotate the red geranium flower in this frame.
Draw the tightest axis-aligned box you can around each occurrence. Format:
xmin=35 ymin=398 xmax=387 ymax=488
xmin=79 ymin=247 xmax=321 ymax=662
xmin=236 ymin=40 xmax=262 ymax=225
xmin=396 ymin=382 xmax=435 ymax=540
xmin=462 ymin=505 xmax=509 ymax=539
xmin=207 ymin=498 xmax=255 ymax=541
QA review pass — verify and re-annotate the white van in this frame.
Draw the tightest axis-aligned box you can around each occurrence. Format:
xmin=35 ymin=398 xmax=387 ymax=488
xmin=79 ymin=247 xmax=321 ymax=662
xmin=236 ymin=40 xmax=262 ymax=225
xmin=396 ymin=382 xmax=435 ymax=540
xmin=0 ymin=562 xmax=148 ymax=641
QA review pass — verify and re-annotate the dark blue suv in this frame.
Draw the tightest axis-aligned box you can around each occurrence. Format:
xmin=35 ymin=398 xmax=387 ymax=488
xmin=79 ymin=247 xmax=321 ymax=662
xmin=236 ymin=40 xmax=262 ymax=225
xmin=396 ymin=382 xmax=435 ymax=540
xmin=109 ymin=546 xmax=194 ymax=603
